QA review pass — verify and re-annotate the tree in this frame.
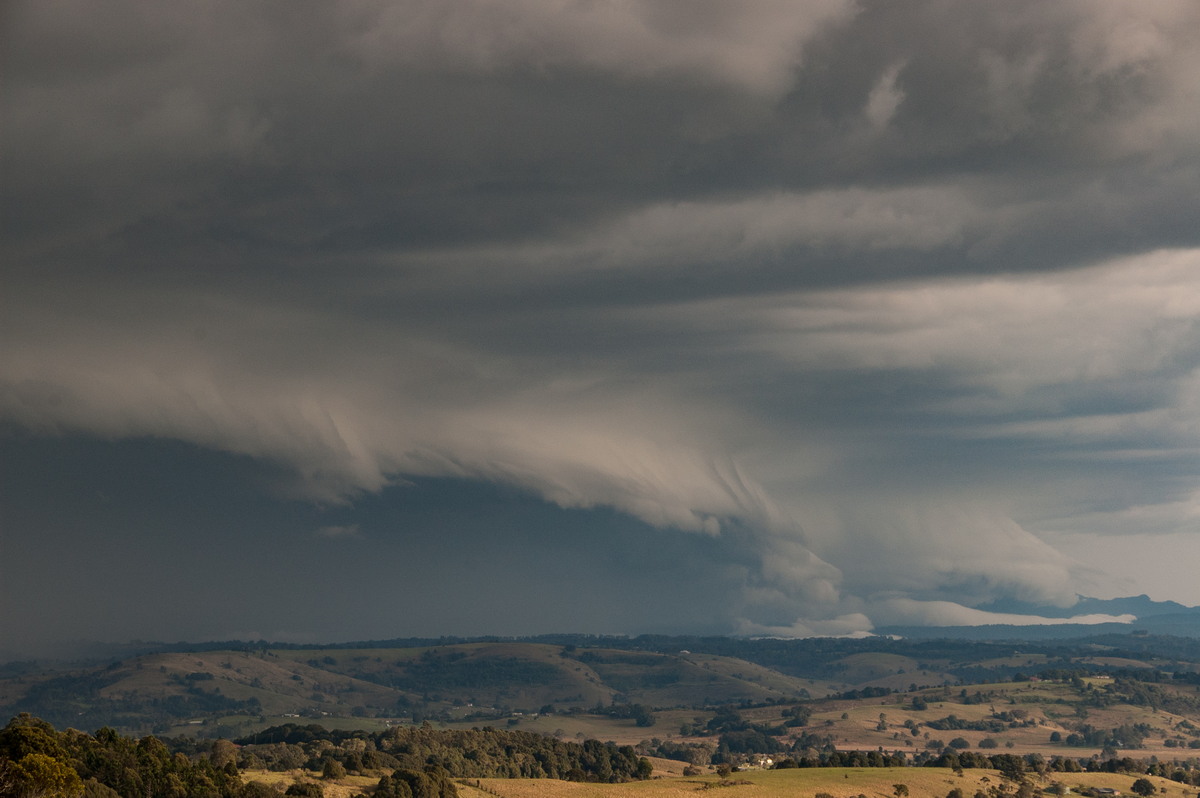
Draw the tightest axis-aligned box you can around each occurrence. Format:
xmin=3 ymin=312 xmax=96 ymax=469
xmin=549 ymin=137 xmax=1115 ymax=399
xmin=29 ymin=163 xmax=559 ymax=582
xmin=633 ymin=706 xmax=656 ymax=728
xmin=375 ymin=775 xmax=412 ymax=798
xmin=0 ymin=753 xmax=84 ymax=798
xmin=894 ymin=784 xmax=909 ymax=798
xmin=211 ymin=739 xmax=238 ymax=770
xmin=1132 ymin=779 xmax=1156 ymax=797
xmin=994 ymin=755 xmax=1026 ymax=783
xmin=0 ymin=716 xmax=69 ymax=764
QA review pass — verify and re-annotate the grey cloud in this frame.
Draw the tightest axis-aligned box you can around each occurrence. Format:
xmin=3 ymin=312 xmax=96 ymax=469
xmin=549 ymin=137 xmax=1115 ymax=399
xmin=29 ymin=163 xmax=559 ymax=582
xmin=0 ymin=274 xmax=785 ymax=532
xmin=8 ymin=247 xmax=1198 ymax=630
xmin=4 ymin=1 xmax=1200 ymax=644
xmin=7 ymin=1 xmax=1199 ymax=270
xmin=342 ymin=0 xmax=855 ymax=93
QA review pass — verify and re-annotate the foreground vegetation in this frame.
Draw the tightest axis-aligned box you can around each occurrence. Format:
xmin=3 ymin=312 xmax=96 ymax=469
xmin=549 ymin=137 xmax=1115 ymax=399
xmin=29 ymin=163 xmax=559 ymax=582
xmin=12 ymin=709 xmax=1200 ymax=798
xmin=0 ymin=713 xmax=651 ymax=798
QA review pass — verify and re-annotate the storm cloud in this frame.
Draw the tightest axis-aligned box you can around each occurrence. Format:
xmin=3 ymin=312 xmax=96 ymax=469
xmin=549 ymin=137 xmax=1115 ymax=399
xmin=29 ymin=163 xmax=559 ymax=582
xmin=3 ymin=0 xmax=1200 ymax=654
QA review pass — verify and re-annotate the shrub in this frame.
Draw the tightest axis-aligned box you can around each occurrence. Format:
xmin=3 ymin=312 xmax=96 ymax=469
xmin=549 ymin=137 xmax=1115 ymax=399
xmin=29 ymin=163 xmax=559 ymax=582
xmin=285 ymin=783 xmax=324 ymax=798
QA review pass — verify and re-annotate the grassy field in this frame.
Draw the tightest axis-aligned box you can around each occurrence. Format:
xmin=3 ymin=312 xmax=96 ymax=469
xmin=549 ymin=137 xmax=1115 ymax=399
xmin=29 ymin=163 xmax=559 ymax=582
xmin=188 ymin=673 xmax=1200 ymax=761
xmin=450 ymin=768 xmax=1192 ymax=798
xmin=790 ymin=678 xmax=1200 ymax=759
xmin=243 ymin=769 xmax=379 ymax=798
xmin=137 ymin=667 xmax=1200 ymax=768
xmin=244 ymin=766 xmax=1199 ymax=798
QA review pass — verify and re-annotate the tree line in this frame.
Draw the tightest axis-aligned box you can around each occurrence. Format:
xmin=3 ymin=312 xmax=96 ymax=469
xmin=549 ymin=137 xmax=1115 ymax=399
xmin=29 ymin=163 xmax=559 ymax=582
xmin=0 ymin=712 xmax=655 ymax=798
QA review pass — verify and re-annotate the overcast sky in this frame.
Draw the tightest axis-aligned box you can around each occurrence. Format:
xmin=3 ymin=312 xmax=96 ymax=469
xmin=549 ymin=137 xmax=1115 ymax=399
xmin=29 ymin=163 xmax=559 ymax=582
xmin=4 ymin=0 xmax=1200 ymax=659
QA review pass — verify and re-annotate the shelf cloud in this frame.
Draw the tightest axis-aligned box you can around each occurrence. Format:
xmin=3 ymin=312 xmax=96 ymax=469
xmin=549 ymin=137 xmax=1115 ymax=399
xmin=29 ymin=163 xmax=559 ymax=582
xmin=3 ymin=0 xmax=1200 ymax=653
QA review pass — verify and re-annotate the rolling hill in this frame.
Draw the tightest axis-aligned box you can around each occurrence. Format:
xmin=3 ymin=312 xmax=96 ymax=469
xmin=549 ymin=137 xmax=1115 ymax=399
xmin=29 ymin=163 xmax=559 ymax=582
xmin=7 ymin=629 xmax=1200 ymax=763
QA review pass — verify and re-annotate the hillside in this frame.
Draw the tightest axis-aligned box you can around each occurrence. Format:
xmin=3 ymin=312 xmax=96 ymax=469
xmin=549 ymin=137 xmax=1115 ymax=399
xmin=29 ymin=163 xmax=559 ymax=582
xmin=7 ymin=631 xmax=1200 ymax=762
xmin=0 ymin=641 xmax=815 ymax=736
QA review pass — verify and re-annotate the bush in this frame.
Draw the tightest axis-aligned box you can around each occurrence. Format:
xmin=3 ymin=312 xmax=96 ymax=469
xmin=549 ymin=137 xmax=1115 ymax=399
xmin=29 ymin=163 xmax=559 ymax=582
xmin=285 ymin=783 xmax=324 ymax=798
xmin=241 ymin=784 xmax=277 ymax=798
xmin=1131 ymin=779 xmax=1156 ymax=797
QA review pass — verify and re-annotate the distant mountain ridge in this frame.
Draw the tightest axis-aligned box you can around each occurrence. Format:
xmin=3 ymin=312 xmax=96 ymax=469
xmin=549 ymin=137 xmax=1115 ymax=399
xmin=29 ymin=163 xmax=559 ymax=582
xmin=975 ymin=594 xmax=1196 ymax=620
xmin=877 ymin=594 xmax=1200 ymax=640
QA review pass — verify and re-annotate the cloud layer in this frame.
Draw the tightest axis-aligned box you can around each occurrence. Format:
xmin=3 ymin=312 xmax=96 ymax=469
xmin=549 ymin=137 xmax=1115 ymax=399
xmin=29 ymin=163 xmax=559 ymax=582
xmin=4 ymin=0 xmax=1200 ymax=645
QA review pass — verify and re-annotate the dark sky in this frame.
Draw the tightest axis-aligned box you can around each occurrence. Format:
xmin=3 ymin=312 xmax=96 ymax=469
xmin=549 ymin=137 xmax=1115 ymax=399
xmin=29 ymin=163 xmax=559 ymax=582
xmin=4 ymin=0 xmax=1200 ymax=659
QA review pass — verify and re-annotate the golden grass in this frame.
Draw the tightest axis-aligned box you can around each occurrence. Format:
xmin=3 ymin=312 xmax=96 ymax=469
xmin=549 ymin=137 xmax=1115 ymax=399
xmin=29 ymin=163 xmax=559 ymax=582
xmin=447 ymin=769 xmax=1199 ymax=798
xmin=243 ymin=769 xmax=378 ymax=798
xmin=793 ymin=678 xmax=1200 ymax=758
